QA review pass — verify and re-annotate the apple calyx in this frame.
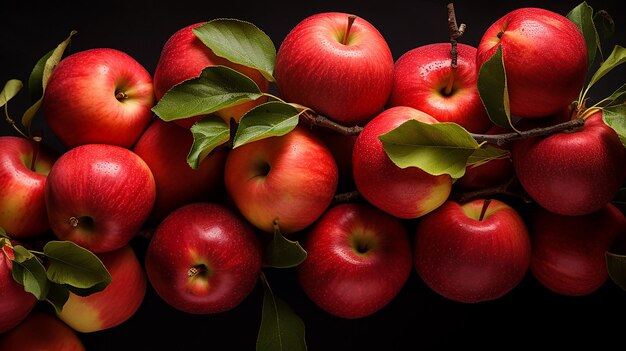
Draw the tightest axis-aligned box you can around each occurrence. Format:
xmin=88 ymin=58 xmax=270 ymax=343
xmin=342 ymin=15 xmax=357 ymax=45
xmin=68 ymin=216 xmax=94 ymax=230
xmin=188 ymin=264 xmax=210 ymax=279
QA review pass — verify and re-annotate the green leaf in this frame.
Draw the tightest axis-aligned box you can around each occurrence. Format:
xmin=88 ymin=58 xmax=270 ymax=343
xmin=588 ymin=45 xmax=626 ymax=89
xmin=264 ymin=222 xmax=307 ymax=269
xmin=594 ymin=10 xmax=615 ymax=44
xmin=11 ymin=246 xmax=49 ymax=300
xmin=193 ymin=19 xmax=276 ymax=82
xmin=187 ymin=116 xmax=231 ymax=169
xmin=466 ymin=143 xmax=510 ymax=167
xmin=477 ymin=45 xmax=517 ymax=131
xmin=233 ymin=102 xmax=302 ymax=148
xmin=0 ymin=227 xmax=8 ymax=239
xmin=44 ymin=241 xmax=111 ymax=290
xmin=603 ymin=83 xmax=626 ymax=106
xmin=0 ymin=79 xmax=23 ymax=108
xmin=602 ymin=105 xmax=626 ymax=147
xmin=152 ymin=65 xmax=263 ymax=122
xmin=567 ymin=1 xmax=599 ymax=69
xmin=606 ymin=251 xmax=626 ymax=291
xmin=45 ymin=282 xmax=70 ymax=314
xmin=28 ymin=49 xmax=54 ymax=101
xmin=257 ymin=274 xmax=307 ymax=351
xmin=379 ymin=120 xmax=480 ymax=179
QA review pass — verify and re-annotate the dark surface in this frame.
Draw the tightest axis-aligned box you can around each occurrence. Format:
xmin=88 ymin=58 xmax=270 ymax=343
xmin=2 ymin=0 xmax=626 ymax=350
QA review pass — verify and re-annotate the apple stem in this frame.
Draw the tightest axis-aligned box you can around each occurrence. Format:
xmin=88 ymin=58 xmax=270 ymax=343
xmin=470 ymin=118 xmax=585 ymax=147
xmin=478 ymin=199 xmax=492 ymax=221
xmin=29 ymin=136 xmax=42 ymax=171
xmin=300 ymin=110 xmax=363 ymax=135
xmin=343 ymin=15 xmax=357 ymax=45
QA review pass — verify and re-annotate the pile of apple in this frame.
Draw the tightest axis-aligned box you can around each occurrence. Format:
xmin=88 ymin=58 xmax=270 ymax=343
xmin=1 ymin=1 xmax=626 ymax=349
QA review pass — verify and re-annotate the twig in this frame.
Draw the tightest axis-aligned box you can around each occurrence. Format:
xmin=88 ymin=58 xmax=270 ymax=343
xmin=300 ymin=110 xmax=363 ymax=136
xmin=470 ymin=118 xmax=585 ymax=147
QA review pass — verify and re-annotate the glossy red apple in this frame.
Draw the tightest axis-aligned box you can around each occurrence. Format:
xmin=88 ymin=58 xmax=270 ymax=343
xmin=153 ymin=22 xmax=269 ymax=128
xmin=45 ymin=144 xmax=156 ymax=253
xmin=528 ymin=203 xmax=626 ymax=296
xmin=57 ymin=244 xmax=146 ymax=332
xmin=0 ymin=136 xmax=57 ymax=239
xmin=414 ymin=199 xmax=531 ymax=303
xmin=145 ymin=202 xmax=262 ymax=314
xmin=224 ymin=126 xmax=338 ymax=234
xmin=297 ymin=202 xmax=412 ymax=319
xmin=476 ymin=7 xmax=587 ymax=118
xmin=274 ymin=12 xmax=394 ymax=126
xmin=43 ymin=48 xmax=155 ymax=148
xmin=0 ymin=239 xmax=37 ymax=333
xmin=388 ymin=42 xmax=491 ymax=133
xmin=132 ymin=118 xmax=228 ymax=223
xmin=512 ymin=111 xmax=626 ymax=216
xmin=352 ymin=106 xmax=452 ymax=219
xmin=0 ymin=312 xmax=85 ymax=351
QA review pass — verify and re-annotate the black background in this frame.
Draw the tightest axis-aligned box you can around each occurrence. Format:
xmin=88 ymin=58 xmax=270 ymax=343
xmin=2 ymin=0 xmax=626 ymax=350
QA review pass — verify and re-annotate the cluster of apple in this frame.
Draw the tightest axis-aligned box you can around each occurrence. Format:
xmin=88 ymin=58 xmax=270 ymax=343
xmin=1 ymin=1 xmax=625 ymax=349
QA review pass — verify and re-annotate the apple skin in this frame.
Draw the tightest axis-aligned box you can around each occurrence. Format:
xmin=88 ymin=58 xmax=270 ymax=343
xmin=45 ymin=144 xmax=156 ymax=253
xmin=132 ymin=118 xmax=228 ymax=223
xmin=0 ymin=136 xmax=57 ymax=239
xmin=476 ymin=7 xmax=587 ymax=118
xmin=274 ymin=12 xmax=394 ymax=126
xmin=145 ymin=202 xmax=262 ymax=314
xmin=511 ymin=112 xmax=626 ymax=216
xmin=297 ymin=202 xmax=412 ymax=319
xmin=224 ymin=126 xmax=338 ymax=234
xmin=43 ymin=48 xmax=155 ymax=148
xmin=0 ymin=240 xmax=37 ymax=333
xmin=0 ymin=312 xmax=85 ymax=351
xmin=153 ymin=22 xmax=269 ymax=128
xmin=414 ymin=199 xmax=531 ymax=303
xmin=57 ymin=244 xmax=146 ymax=333
xmin=387 ymin=42 xmax=491 ymax=133
xmin=352 ymin=106 xmax=452 ymax=219
xmin=528 ymin=204 xmax=626 ymax=297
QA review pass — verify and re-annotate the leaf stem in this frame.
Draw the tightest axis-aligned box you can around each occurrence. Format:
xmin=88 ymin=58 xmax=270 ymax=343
xmin=445 ymin=3 xmax=465 ymax=95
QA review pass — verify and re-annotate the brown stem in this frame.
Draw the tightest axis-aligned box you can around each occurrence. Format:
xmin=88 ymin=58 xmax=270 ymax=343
xmin=470 ymin=118 xmax=585 ymax=147
xmin=444 ymin=3 xmax=465 ymax=96
xmin=450 ymin=176 xmax=532 ymax=204
xmin=29 ymin=136 xmax=42 ymax=171
xmin=332 ymin=190 xmax=361 ymax=205
xmin=343 ymin=15 xmax=357 ymax=45
xmin=478 ymin=198 xmax=491 ymax=221
xmin=300 ymin=110 xmax=363 ymax=136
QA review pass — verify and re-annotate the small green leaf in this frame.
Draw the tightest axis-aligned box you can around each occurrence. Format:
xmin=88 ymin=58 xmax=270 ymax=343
xmin=233 ymin=102 xmax=302 ymax=148
xmin=193 ymin=19 xmax=276 ymax=82
xmin=602 ymin=105 xmax=626 ymax=147
xmin=467 ymin=143 xmax=510 ymax=167
xmin=264 ymin=222 xmax=307 ymax=269
xmin=152 ymin=65 xmax=263 ymax=122
xmin=44 ymin=241 xmax=111 ymax=290
xmin=45 ymin=282 xmax=70 ymax=314
xmin=588 ymin=45 xmax=626 ymax=89
xmin=603 ymin=83 xmax=626 ymax=106
xmin=477 ymin=46 xmax=517 ymax=131
xmin=11 ymin=246 xmax=49 ymax=300
xmin=567 ymin=1 xmax=599 ymax=69
xmin=0 ymin=79 xmax=23 ymax=108
xmin=28 ymin=49 xmax=54 ymax=101
xmin=257 ymin=274 xmax=308 ymax=351
xmin=0 ymin=227 xmax=8 ymax=239
xmin=379 ymin=120 xmax=480 ymax=179
xmin=187 ymin=116 xmax=231 ymax=169
xmin=606 ymin=251 xmax=626 ymax=291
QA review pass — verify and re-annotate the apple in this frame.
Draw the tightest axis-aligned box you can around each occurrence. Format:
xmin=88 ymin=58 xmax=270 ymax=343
xmin=414 ymin=199 xmax=531 ymax=303
xmin=57 ymin=244 xmax=146 ymax=333
xmin=132 ymin=118 xmax=228 ymax=223
xmin=145 ymin=202 xmax=262 ymax=314
xmin=0 ymin=312 xmax=85 ymax=351
xmin=476 ymin=7 xmax=588 ymax=118
xmin=0 ymin=136 xmax=57 ymax=239
xmin=274 ymin=12 xmax=394 ymax=126
xmin=0 ymin=239 xmax=37 ymax=333
xmin=528 ymin=203 xmax=626 ymax=297
xmin=224 ymin=126 xmax=338 ymax=234
xmin=511 ymin=111 xmax=626 ymax=216
xmin=153 ymin=22 xmax=269 ymax=128
xmin=352 ymin=106 xmax=452 ymax=219
xmin=297 ymin=202 xmax=412 ymax=319
xmin=42 ymin=48 xmax=155 ymax=148
xmin=387 ymin=42 xmax=491 ymax=133
xmin=45 ymin=143 xmax=156 ymax=253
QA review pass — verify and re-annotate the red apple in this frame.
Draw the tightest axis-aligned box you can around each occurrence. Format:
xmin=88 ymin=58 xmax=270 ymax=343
xmin=0 ymin=312 xmax=85 ymax=351
xmin=0 ymin=239 xmax=37 ymax=333
xmin=476 ymin=7 xmax=587 ymax=118
xmin=528 ymin=203 xmax=626 ymax=296
xmin=224 ymin=126 xmax=338 ymax=234
xmin=414 ymin=199 xmax=531 ymax=303
xmin=56 ymin=244 xmax=146 ymax=333
xmin=352 ymin=106 xmax=452 ymax=219
xmin=45 ymin=144 xmax=156 ymax=253
xmin=274 ymin=12 xmax=394 ymax=126
xmin=153 ymin=22 xmax=269 ymax=128
xmin=0 ymin=136 xmax=57 ymax=239
xmin=388 ymin=42 xmax=491 ymax=133
xmin=43 ymin=48 xmax=155 ymax=148
xmin=511 ymin=111 xmax=626 ymax=216
xmin=145 ymin=202 xmax=262 ymax=314
xmin=297 ymin=202 xmax=412 ymax=319
xmin=132 ymin=118 xmax=228 ymax=223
